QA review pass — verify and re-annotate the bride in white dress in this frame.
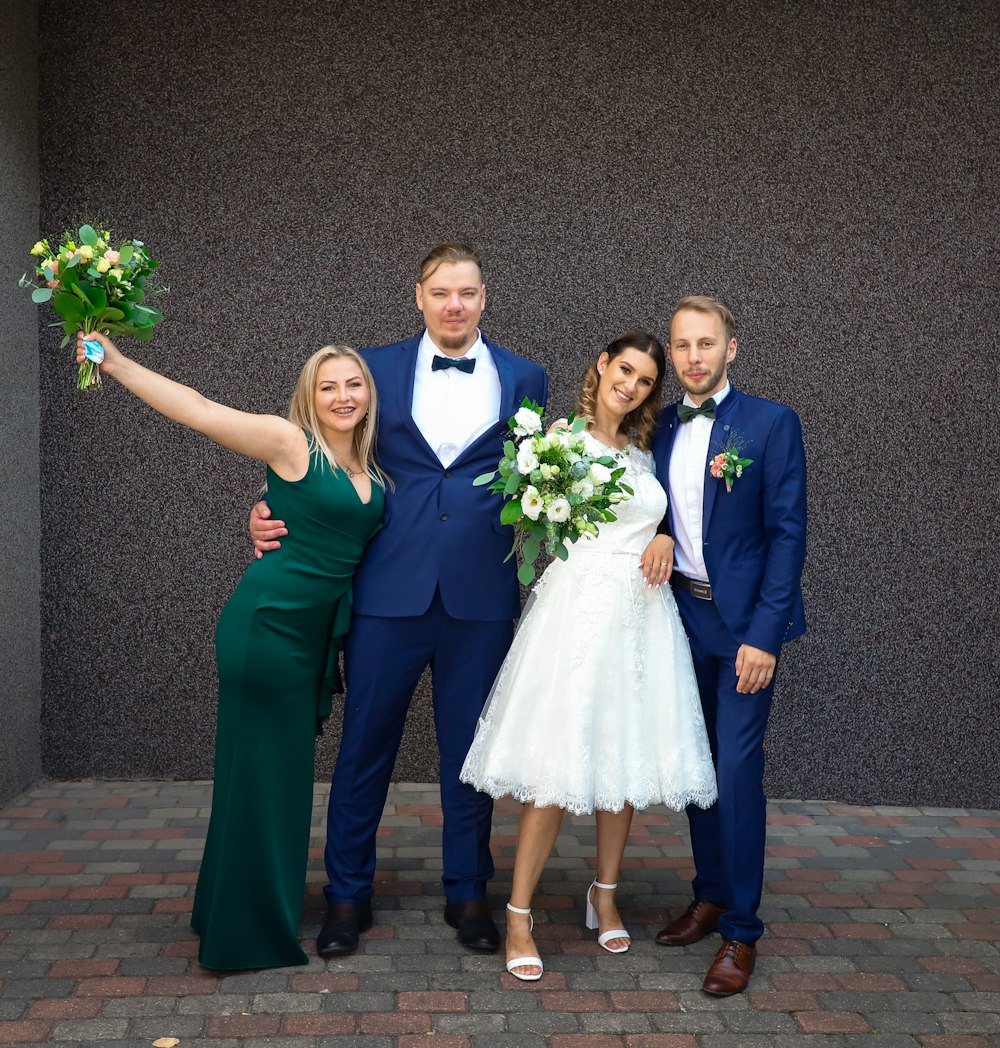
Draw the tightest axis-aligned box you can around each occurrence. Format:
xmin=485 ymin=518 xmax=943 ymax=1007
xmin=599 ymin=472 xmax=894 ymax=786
xmin=460 ymin=332 xmax=717 ymax=980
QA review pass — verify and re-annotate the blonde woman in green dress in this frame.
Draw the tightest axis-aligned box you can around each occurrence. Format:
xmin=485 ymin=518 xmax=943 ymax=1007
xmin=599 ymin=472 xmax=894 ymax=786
xmin=76 ymin=331 xmax=385 ymax=969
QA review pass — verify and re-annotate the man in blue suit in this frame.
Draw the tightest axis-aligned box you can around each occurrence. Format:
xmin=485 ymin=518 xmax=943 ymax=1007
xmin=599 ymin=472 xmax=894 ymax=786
xmin=649 ymin=296 xmax=807 ymax=996
xmin=252 ymin=244 xmax=547 ymax=955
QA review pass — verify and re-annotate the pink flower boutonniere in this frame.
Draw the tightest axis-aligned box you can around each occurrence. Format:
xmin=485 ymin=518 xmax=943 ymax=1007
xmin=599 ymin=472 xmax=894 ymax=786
xmin=709 ymin=440 xmax=753 ymax=493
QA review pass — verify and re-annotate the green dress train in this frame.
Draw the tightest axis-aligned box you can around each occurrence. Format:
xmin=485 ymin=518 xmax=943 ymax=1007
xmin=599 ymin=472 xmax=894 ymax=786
xmin=190 ymin=447 xmax=383 ymax=970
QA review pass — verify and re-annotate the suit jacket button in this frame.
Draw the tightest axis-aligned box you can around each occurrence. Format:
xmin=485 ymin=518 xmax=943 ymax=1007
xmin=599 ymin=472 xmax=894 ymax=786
xmin=440 ymin=513 xmax=448 ymax=521
xmin=443 ymin=470 xmax=452 ymax=478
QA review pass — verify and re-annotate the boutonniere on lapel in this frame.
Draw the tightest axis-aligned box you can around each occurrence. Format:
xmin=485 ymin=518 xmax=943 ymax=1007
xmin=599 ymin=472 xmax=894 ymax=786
xmin=709 ymin=435 xmax=753 ymax=493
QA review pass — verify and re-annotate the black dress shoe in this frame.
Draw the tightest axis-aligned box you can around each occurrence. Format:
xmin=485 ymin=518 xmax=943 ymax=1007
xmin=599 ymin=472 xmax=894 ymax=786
xmin=443 ymin=899 xmax=500 ymax=953
xmin=316 ymin=901 xmax=373 ymax=957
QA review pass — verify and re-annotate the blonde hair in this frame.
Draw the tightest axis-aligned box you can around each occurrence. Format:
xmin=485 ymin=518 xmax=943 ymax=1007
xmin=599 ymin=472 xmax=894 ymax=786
xmin=288 ymin=345 xmax=389 ymax=488
xmin=672 ymin=295 xmax=736 ymax=344
xmin=576 ymin=332 xmax=666 ymax=451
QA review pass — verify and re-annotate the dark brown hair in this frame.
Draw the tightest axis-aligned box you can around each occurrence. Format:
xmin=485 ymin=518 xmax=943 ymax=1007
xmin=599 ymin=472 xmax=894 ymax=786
xmin=576 ymin=332 xmax=666 ymax=451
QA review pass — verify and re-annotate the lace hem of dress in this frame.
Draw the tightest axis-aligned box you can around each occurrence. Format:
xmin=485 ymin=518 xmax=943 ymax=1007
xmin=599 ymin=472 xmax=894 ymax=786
xmin=461 ymin=772 xmax=719 ymax=817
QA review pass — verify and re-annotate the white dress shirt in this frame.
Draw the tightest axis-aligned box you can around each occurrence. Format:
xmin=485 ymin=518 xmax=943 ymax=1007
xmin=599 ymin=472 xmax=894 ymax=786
xmin=410 ymin=329 xmax=502 ymax=467
xmin=668 ymin=382 xmax=731 ymax=583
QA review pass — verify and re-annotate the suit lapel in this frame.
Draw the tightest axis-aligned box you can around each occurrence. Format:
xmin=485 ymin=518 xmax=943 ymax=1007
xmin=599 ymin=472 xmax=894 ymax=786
xmin=396 ymin=333 xmax=440 ymax=463
xmin=660 ymin=407 xmax=682 ymax=535
xmin=493 ymin=343 xmax=517 ymax=422
xmin=449 ymin=336 xmax=511 ymax=468
xmin=702 ymin=389 xmax=741 ymax=535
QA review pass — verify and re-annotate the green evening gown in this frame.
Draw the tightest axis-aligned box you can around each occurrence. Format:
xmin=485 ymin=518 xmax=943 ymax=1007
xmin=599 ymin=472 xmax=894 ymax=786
xmin=190 ymin=447 xmax=383 ymax=970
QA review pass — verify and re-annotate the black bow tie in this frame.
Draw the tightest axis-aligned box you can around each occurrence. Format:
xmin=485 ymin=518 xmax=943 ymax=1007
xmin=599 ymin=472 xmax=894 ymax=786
xmin=677 ymin=398 xmax=716 ymax=423
xmin=432 ymin=355 xmax=476 ymax=374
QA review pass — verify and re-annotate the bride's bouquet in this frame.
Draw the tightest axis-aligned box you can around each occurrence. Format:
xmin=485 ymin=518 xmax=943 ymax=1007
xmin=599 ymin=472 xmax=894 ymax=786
xmin=475 ymin=399 xmax=633 ymax=584
xmin=19 ymin=224 xmax=166 ymax=390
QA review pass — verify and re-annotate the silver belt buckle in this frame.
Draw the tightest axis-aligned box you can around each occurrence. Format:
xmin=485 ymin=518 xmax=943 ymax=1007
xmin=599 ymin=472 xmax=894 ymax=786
xmin=690 ymin=579 xmax=713 ymax=600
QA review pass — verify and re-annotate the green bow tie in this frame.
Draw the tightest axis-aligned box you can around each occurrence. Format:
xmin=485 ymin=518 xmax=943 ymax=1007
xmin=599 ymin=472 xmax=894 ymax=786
xmin=677 ymin=399 xmax=717 ymax=423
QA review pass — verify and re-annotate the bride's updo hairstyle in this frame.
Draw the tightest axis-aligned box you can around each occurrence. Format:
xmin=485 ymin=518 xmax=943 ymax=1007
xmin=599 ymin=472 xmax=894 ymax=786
xmin=288 ymin=345 xmax=390 ymax=488
xmin=576 ymin=332 xmax=667 ymax=451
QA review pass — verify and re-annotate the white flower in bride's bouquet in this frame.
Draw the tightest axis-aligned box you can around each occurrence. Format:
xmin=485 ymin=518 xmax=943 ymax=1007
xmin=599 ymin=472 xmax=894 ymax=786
xmin=570 ymin=478 xmax=595 ymax=500
xmin=516 ymin=442 xmax=540 ymax=474
xmin=512 ymin=406 xmax=543 ymax=437
xmin=589 ymin=462 xmax=612 ymax=484
xmin=539 ymin=463 xmax=554 ymax=480
xmin=521 ymin=485 xmax=543 ymax=520
xmin=546 ymin=497 xmax=571 ymax=523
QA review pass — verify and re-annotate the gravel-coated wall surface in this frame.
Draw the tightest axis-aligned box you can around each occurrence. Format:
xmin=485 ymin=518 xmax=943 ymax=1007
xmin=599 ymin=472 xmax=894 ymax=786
xmin=2 ymin=2 xmax=43 ymax=806
xmin=35 ymin=0 xmax=999 ymax=806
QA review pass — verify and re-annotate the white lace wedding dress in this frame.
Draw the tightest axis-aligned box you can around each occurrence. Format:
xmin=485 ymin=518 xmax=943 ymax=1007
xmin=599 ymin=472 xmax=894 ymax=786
xmin=461 ymin=433 xmax=718 ymax=815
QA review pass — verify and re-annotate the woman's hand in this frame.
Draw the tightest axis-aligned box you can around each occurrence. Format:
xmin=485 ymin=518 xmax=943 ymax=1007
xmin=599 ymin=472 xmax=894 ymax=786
xmin=639 ymin=533 xmax=675 ymax=587
xmin=75 ymin=330 xmax=124 ymax=378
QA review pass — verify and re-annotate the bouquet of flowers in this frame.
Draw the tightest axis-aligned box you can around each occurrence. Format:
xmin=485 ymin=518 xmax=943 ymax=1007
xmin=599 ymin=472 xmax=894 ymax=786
xmin=19 ymin=224 xmax=165 ymax=390
xmin=474 ymin=399 xmax=633 ymax=584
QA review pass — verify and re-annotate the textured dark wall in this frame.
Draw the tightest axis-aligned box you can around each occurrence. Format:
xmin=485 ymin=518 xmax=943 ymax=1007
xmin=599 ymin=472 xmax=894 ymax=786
xmin=37 ymin=1 xmax=999 ymax=806
xmin=1 ymin=2 xmax=42 ymax=806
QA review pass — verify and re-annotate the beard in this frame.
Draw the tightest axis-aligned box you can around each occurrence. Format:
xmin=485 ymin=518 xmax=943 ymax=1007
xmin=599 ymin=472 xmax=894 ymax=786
xmin=432 ymin=323 xmax=476 ymax=353
xmin=680 ymin=360 xmax=726 ymax=398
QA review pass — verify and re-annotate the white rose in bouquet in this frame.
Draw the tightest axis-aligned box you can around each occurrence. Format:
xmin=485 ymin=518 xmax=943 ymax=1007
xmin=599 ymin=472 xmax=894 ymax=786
xmin=589 ymin=462 xmax=612 ymax=485
xmin=512 ymin=406 xmax=543 ymax=436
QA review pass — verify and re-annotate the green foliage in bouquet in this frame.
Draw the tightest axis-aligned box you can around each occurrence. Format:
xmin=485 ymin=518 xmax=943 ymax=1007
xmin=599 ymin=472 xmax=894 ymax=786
xmin=474 ymin=399 xmax=633 ymax=585
xmin=19 ymin=224 xmax=166 ymax=390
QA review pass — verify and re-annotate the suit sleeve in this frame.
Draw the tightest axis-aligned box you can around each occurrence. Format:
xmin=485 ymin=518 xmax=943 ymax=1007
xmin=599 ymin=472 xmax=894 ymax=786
xmin=744 ymin=408 xmax=807 ymax=655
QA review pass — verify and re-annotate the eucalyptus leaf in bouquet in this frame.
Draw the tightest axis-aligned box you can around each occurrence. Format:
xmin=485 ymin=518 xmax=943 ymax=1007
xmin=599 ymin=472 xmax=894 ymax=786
xmin=19 ymin=224 xmax=166 ymax=390
xmin=474 ymin=398 xmax=633 ymax=584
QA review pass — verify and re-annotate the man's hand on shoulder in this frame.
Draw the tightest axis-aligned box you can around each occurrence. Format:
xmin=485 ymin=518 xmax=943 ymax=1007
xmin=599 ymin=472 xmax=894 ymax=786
xmin=249 ymin=501 xmax=287 ymax=559
xmin=735 ymin=644 xmax=776 ymax=694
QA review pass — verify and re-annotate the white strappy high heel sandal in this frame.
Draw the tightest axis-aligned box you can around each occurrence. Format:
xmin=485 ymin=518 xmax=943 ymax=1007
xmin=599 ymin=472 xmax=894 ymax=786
xmin=505 ymin=902 xmax=543 ymax=981
xmin=585 ymin=880 xmax=631 ymax=953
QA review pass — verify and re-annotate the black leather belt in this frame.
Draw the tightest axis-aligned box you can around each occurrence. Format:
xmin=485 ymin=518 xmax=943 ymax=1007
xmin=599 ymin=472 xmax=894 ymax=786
xmin=672 ymin=574 xmax=713 ymax=601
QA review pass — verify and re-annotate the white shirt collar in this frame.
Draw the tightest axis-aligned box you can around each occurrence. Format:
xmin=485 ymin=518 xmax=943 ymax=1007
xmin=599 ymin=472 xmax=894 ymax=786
xmin=682 ymin=380 xmax=731 ymax=409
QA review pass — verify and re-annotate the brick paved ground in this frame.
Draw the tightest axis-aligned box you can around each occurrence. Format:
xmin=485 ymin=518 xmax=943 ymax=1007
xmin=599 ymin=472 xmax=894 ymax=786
xmin=0 ymin=781 xmax=998 ymax=1047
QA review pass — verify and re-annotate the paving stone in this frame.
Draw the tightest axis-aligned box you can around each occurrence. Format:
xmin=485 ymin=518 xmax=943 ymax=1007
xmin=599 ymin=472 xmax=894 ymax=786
xmin=506 ymin=1011 xmax=584 ymax=1033
xmin=126 ymin=1014 xmax=207 ymax=1037
xmin=435 ymin=1012 xmax=508 ymax=1034
xmin=50 ymin=1016 xmax=131 ymax=1039
xmin=3 ymin=782 xmax=1000 ymax=1047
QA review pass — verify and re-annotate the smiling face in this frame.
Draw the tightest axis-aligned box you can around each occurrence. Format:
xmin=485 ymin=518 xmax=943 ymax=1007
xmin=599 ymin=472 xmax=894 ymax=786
xmin=669 ymin=307 xmax=738 ymax=403
xmin=595 ymin=346 xmax=661 ymax=425
xmin=313 ymin=356 xmax=370 ymax=439
xmin=414 ymin=260 xmax=486 ymax=355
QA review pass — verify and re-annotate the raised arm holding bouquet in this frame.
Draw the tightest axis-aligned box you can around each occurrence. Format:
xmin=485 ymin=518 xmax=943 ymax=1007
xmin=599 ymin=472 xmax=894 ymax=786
xmin=460 ymin=332 xmax=718 ymax=981
xmin=70 ymin=330 xmax=386 ymax=971
xmin=21 ymin=225 xmax=165 ymax=390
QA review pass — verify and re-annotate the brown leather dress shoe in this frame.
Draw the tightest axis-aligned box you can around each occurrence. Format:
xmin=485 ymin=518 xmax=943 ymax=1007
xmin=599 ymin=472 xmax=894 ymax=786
xmin=655 ymin=900 xmax=724 ymax=946
xmin=702 ymin=939 xmax=757 ymax=996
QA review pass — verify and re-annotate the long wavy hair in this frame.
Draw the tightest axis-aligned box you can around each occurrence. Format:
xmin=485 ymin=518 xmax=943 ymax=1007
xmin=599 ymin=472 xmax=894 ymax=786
xmin=575 ymin=332 xmax=666 ymax=451
xmin=288 ymin=345 xmax=389 ymax=488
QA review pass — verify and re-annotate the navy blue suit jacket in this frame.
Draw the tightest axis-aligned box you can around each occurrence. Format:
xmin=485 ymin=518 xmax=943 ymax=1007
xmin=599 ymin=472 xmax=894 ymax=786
xmin=353 ymin=332 xmax=548 ymax=622
xmin=652 ymin=388 xmax=807 ymax=655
